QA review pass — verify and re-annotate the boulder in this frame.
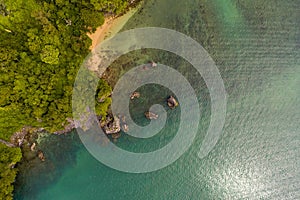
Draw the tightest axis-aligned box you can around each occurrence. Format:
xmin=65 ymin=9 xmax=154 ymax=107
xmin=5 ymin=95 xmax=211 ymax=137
xmin=104 ymin=116 xmax=121 ymax=134
xmin=167 ymin=96 xmax=178 ymax=109
xmin=130 ymin=91 xmax=140 ymax=100
xmin=145 ymin=111 xmax=158 ymax=120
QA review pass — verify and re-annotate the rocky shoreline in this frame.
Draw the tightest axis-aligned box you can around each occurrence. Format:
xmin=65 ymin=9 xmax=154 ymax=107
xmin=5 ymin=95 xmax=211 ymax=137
xmin=3 ymin=86 xmax=180 ymax=163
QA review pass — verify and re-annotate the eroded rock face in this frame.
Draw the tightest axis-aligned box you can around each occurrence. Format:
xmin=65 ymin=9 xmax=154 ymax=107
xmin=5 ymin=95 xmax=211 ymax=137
xmin=104 ymin=116 xmax=121 ymax=134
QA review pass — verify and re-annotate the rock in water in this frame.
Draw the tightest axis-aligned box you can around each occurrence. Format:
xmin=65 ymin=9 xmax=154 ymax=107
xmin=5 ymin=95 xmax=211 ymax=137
xmin=104 ymin=116 xmax=121 ymax=134
xmin=150 ymin=61 xmax=157 ymax=67
xmin=145 ymin=111 xmax=158 ymax=120
xmin=167 ymin=96 xmax=179 ymax=109
xmin=37 ymin=150 xmax=45 ymax=162
xmin=130 ymin=91 xmax=140 ymax=100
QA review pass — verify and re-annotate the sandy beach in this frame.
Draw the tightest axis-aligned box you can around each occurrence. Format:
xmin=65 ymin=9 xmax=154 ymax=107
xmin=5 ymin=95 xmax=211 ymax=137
xmin=87 ymin=8 xmax=139 ymax=50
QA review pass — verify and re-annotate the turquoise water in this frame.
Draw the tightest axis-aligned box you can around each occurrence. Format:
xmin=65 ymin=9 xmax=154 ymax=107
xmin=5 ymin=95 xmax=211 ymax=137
xmin=14 ymin=0 xmax=299 ymax=199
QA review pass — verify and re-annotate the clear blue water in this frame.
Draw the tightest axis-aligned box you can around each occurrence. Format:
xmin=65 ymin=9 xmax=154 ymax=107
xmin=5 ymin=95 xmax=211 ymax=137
xmin=14 ymin=0 xmax=300 ymax=199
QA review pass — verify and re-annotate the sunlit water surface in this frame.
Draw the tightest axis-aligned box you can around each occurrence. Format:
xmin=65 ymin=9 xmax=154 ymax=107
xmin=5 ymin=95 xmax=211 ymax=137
xmin=14 ymin=0 xmax=299 ymax=199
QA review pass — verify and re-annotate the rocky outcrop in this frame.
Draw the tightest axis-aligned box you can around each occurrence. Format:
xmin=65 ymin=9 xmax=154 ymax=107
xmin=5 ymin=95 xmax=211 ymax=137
xmin=10 ymin=126 xmax=44 ymax=147
xmin=167 ymin=96 xmax=179 ymax=109
xmin=130 ymin=91 xmax=140 ymax=100
xmin=150 ymin=61 xmax=157 ymax=67
xmin=103 ymin=116 xmax=121 ymax=134
xmin=145 ymin=111 xmax=158 ymax=120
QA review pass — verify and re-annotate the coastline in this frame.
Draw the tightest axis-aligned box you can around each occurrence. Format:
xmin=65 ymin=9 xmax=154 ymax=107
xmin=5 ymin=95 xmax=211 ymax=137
xmin=40 ymin=5 xmax=140 ymax=136
xmin=87 ymin=7 xmax=139 ymax=50
xmin=12 ymin=5 xmax=140 ymax=197
xmin=5 ymin=5 xmax=141 ymax=148
xmin=2 ymin=2 xmax=143 ymax=199
xmin=55 ymin=6 xmax=140 ymax=135
xmin=11 ymin=0 xmax=300 ymax=199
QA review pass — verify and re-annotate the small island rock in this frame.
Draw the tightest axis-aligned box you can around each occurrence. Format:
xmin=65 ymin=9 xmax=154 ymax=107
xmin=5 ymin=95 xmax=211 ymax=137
xmin=167 ymin=96 xmax=179 ymax=109
xmin=104 ymin=116 xmax=121 ymax=134
xmin=145 ymin=111 xmax=158 ymax=120
xmin=130 ymin=91 xmax=140 ymax=100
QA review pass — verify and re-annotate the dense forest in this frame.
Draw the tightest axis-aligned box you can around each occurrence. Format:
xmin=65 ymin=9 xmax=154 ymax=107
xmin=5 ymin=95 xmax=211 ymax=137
xmin=0 ymin=0 xmax=134 ymax=199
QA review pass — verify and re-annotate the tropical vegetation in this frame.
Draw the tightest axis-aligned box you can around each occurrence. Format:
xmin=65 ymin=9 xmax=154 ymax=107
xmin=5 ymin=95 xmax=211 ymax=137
xmin=0 ymin=0 xmax=134 ymax=199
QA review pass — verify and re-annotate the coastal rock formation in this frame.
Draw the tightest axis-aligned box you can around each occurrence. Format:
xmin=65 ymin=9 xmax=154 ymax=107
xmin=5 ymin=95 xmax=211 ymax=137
xmin=167 ymin=96 xmax=179 ymax=109
xmin=150 ymin=61 xmax=157 ymax=67
xmin=145 ymin=111 xmax=158 ymax=120
xmin=100 ymin=114 xmax=128 ymax=140
xmin=104 ymin=116 xmax=121 ymax=134
xmin=10 ymin=126 xmax=44 ymax=147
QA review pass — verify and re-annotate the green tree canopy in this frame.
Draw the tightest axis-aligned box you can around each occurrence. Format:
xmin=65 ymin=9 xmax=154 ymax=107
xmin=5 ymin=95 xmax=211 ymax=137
xmin=0 ymin=0 xmax=135 ymax=198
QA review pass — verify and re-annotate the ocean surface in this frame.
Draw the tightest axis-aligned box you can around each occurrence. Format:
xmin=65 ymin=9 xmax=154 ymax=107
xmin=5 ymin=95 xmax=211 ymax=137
xmin=14 ymin=0 xmax=299 ymax=199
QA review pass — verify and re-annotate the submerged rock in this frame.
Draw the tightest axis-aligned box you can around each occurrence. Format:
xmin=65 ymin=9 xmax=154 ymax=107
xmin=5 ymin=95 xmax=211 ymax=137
xmin=104 ymin=116 xmax=121 ymax=134
xmin=111 ymin=133 xmax=121 ymax=139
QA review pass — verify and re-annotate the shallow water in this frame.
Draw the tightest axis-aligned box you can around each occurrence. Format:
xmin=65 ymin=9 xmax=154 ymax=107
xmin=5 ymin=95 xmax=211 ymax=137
xmin=14 ymin=0 xmax=299 ymax=199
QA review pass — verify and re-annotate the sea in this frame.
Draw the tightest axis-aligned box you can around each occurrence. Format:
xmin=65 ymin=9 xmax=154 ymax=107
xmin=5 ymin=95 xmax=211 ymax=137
xmin=14 ymin=0 xmax=299 ymax=199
